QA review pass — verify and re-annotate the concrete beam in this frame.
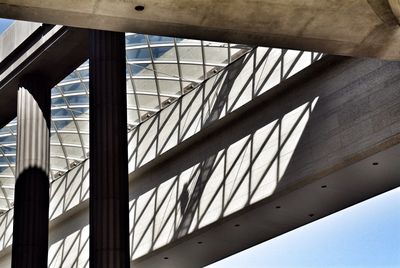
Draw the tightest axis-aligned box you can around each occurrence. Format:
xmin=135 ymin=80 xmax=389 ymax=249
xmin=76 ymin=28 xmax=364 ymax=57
xmin=1 ymin=1 xmax=400 ymax=59
xmin=129 ymin=55 xmax=400 ymax=267
xmin=0 ymin=25 xmax=88 ymax=128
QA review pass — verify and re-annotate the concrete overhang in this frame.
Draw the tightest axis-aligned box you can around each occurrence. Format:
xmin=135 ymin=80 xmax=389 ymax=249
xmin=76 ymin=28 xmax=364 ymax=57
xmin=1 ymin=1 xmax=400 ymax=59
xmin=0 ymin=24 xmax=88 ymax=128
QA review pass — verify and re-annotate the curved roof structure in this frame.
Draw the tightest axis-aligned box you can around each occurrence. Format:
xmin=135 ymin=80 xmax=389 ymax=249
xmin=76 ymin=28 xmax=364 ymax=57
xmin=0 ymin=32 xmax=251 ymax=212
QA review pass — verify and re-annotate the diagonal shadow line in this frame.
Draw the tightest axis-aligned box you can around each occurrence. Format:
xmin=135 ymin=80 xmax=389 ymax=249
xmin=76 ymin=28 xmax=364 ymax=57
xmin=136 ymin=67 xmax=225 ymax=169
xmin=3 ymin=213 xmax=13 ymax=247
xmin=131 ymin=48 xmax=255 ymax=172
xmin=255 ymin=49 xmax=289 ymax=96
xmin=130 ymin=174 xmax=183 ymax=230
xmin=174 ymin=56 xmax=248 ymax=239
xmin=49 ymin=163 xmax=84 ymax=219
xmin=63 ymin=168 xmax=88 ymax=212
xmin=49 ymin=237 xmax=65 ymax=267
xmin=149 ymin=147 xmax=230 ymax=248
xmin=70 ymin=230 xmax=89 ymax=267
xmin=134 ymin=82 xmax=207 ymax=168
xmin=59 ymin=229 xmax=82 ymax=265
xmin=248 ymin=102 xmax=312 ymax=201
xmin=78 ymin=168 xmax=90 ymax=202
xmin=130 ymin=115 xmax=159 ymax=167
xmin=196 ymin=101 xmax=311 ymax=225
xmin=151 ymin=50 xmax=254 ymax=160
xmin=217 ymin=102 xmax=310 ymax=212
xmin=131 ymin=177 xmax=178 ymax=255
xmin=131 ymin=174 xmax=181 ymax=234
xmin=0 ymin=213 xmax=11 ymax=248
xmin=156 ymin=67 xmax=229 ymax=156
xmin=148 ymin=129 xmax=257 ymax=248
xmin=78 ymin=164 xmax=89 ymax=202
xmin=195 ymin=121 xmax=279 ymax=226
xmin=282 ymin=51 xmax=304 ymax=81
xmin=61 ymin=165 xmax=85 ymax=211
xmin=226 ymin=48 xmax=272 ymax=114
xmin=132 ymin=139 xmax=228 ymax=255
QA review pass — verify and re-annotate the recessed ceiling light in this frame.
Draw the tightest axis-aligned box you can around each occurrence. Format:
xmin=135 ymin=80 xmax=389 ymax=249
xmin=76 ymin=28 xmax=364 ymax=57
xmin=164 ymin=257 xmax=169 ymax=260
xmin=372 ymin=162 xmax=379 ymax=166
xmin=135 ymin=5 xmax=145 ymax=11
xmin=321 ymin=185 xmax=327 ymax=188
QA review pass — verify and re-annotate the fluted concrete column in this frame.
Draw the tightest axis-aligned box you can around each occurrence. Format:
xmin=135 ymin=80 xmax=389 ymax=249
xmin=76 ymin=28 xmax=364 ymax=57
xmin=89 ymin=30 xmax=130 ymax=267
xmin=12 ymin=76 xmax=50 ymax=268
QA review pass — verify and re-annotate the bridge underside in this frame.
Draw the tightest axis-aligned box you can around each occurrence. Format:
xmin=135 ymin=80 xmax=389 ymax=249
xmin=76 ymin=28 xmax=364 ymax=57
xmin=0 ymin=4 xmax=400 ymax=266
xmin=0 ymin=50 xmax=399 ymax=267
xmin=1 ymin=1 xmax=400 ymax=59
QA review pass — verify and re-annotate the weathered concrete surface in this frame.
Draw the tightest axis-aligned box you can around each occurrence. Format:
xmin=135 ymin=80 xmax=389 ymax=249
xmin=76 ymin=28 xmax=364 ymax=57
xmin=130 ymin=55 xmax=400 ymax=267
xmin=0 ymin=52 xmax=399 ymax=267
xmin=1 ymin=1 xmax=400 ymax=59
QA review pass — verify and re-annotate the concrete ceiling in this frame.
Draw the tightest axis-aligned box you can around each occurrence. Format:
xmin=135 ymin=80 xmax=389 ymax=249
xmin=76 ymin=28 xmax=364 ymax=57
xmin=1 ymin=1 xmax=400 ymax=60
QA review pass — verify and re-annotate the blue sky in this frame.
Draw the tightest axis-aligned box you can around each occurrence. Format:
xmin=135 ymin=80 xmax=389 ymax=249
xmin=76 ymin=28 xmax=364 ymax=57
xmin=207 ymin=187 xmax=400 ymax=268
xmin=0 ymin=18 xmax=13 ymax=33
xmin=1 ymin=17 xmax=399 ymax=268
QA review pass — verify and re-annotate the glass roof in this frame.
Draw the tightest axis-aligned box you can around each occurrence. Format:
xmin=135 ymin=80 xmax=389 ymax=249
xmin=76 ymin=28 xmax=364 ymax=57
xmin=0 ymin=33 xmax=251 ymax=212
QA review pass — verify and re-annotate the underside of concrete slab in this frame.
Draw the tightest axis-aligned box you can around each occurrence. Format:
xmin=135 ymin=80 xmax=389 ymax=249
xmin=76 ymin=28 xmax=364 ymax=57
xmin=1 ymin=1 xmax=400 ymax=59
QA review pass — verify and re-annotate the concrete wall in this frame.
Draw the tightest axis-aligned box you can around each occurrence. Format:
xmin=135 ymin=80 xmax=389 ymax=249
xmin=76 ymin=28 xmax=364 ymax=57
xmin=0 ymin=48 xmax=399 ymax=267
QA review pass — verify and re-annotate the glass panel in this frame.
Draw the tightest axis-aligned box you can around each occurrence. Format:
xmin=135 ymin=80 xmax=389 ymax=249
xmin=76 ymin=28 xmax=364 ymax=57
xmin=204 ymin=47 xmax=229 ymax=64
xmin=76 ymin=121 xmax=89 ymax=132
xmin=61 ymin=83 xmax=86 ymax=94
xmin=61 ymin=71 xmax=79 ymax=82
xmin=125 ymin=34 xmax=147 ymax=46
xmin=178 ymin=46 xmax=203 ymax=62
xmin=78 ymin=69 xmax=89 ymax=79
xmin=148 ymin=35 xmax=174 ymax=44
xmin=181 ymin=64 xmax=204 ymax=80
xmin=137 ymin=94 xmax=159 ymax=109
xmin=127 ymin=48 xmax=151 ymax=61
xmin=51 ymin=87 xmax=61 ymax=96
xmin=130 ymin=63 xmax=150 ymax=75
xmin=152 ymin=47 xmax=176 ymax=61
xmin=66 ymin=95 xmax=89 ymax=105
xmin=133 ymin=78 xmax=157 ymax=92
xmin=155 ymin=63 xmax=179 ymax=77
xmin=0 ymin=135 xmax=16 ymax=144
xmin=51 ymin=108 xmax=72 ymax=118
xmin=51 ymin=97 xmax=65 ymax=105
xmin=158 ymin=80 xmax=181 ymax=95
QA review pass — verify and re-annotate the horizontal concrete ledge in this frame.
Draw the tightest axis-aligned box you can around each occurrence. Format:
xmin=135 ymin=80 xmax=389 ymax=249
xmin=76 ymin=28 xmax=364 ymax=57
xmin=130 ymin=55 xmax=400 ymax=267
xmin=133 ymin=142 xmax=400 ymax=268
xmin=0 ymin=25 xmax=88 ymax=127
xmin=128 ymin=55 xmax=349 ymax=198
xmin=1 ymin=1 xmax=400 ymax=59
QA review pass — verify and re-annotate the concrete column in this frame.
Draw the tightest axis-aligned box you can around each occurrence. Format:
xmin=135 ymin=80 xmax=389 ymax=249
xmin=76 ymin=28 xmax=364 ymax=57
xmin=89 ymin=30 xmax=130 ymax=267
xmin=12 ymin=76 xmax=50 ymax=268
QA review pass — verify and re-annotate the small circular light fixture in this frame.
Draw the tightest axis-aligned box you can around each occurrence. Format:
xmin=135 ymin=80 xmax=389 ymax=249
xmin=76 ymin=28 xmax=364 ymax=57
xmin=135 ymin=5 xmax=145 ymax=11
xmin=275 ymin=206 xmax=281 ymax=209
xmin=321 ymin=185 xmax=327 ymax=188
xmin=164 ymin=257 xmax=169 ymax=260
xmin=234 ymin=224 xmax=240 ymax=227
xmin=309 ymin=213 xmax=314 ymax=217
xmin=372 ymin=162 xmax=379 ymax=166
